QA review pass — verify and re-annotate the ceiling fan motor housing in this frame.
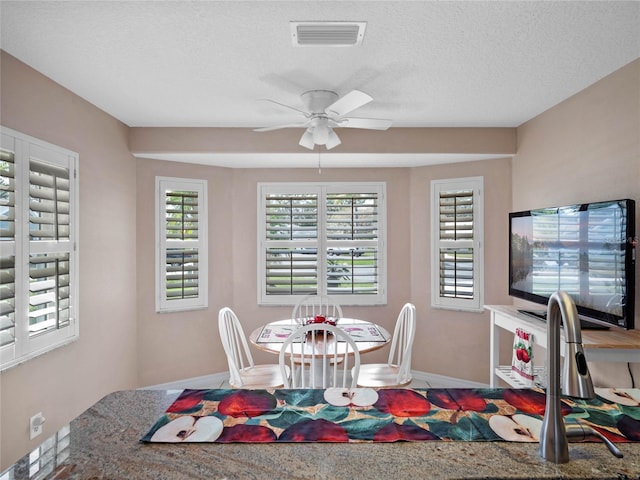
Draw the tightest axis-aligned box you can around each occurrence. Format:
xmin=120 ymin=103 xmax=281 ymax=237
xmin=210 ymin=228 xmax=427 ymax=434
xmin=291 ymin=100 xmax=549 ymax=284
xmin=301 ymin=90 xmax=339 ymax=114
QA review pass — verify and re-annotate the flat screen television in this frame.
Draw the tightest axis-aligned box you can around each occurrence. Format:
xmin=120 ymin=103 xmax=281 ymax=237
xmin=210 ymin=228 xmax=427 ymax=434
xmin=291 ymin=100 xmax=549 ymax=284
xmin=509 ymin=198 xmax=636 ymax=330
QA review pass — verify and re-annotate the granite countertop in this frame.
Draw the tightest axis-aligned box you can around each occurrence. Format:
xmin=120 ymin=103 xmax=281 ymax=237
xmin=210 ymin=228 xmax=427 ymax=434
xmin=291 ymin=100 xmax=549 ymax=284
xmin=5 ymin=389 xmax=639 ymax=480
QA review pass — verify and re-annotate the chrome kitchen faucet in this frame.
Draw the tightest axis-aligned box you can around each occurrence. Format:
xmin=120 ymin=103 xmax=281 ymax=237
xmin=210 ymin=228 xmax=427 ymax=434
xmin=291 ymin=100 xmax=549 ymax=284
xmin=540 ymin=291 xmax=623 ymax=462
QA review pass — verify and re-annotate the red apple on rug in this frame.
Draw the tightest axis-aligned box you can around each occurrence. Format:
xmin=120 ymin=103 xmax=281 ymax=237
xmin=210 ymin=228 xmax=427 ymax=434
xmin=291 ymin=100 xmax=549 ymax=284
xmin=278 ymin=418 xmax=349 ymax=442
xmin=617 ymin=415 xmax=640 ymax=441
xmin=374 ymin=389 xmax=431 ymax=417
xmin=373 ymin=422 xmax=439 ymax=442
xmin=217 ymin=390 xmax=277 ymax=418
xmin=166 ymin=390 xmax=207 ymax=413
xmin=217 ymin=424 xmax=278 ymax=443
xmin=589 ymin=424 xmax=629 ymax=443
xmin=503 ymin=389 xmax=571 ymax=416
xmin=426 ymin=389 xmax=486 ymax=412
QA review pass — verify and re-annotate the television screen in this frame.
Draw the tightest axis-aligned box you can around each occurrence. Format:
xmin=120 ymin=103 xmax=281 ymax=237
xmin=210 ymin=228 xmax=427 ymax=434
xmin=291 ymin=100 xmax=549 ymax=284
xmin=509 ymin=199 xmax=635 ymax=329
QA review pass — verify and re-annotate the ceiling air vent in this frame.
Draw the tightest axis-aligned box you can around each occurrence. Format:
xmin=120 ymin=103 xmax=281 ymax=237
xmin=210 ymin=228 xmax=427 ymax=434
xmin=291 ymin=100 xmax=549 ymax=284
xmin=290 ymin=21 xmax=367 ymax=47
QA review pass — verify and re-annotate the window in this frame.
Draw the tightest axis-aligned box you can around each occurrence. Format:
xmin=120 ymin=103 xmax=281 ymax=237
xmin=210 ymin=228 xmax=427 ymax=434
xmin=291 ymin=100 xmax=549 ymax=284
xmin=431 ymin=177 xmax=484 ymax=312
xmin=156 ymin=177 xmax=208 ymax=312
xmin=258 ymin=182 xmax=386 ymax=306
xmin=0 ymin=127 xmax=79 ymax=371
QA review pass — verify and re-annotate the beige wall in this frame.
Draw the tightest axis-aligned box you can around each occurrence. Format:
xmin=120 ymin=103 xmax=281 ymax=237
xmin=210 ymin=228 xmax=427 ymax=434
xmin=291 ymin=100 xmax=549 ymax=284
xmin=513 ymin=58 xmax=639 ymax=326
xmin=129 ymin=126 xmax=516 ymax=156
xmin=512 ymin=59 xmax=640 ymax=383
xmin=513 ymin=59 xmax=639 ymax=212
xmin=135 ymin=159 xmax=235 ymax=386
xmin=410 ymin=158 xmax=513 ymax=381
xmin=0 ymin=51 xmax=139 ymax=469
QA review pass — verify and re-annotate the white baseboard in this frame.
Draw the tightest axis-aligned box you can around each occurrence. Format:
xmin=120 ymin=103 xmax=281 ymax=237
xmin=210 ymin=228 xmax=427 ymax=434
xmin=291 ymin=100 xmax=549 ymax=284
xmin=410 ymin=370 xmax=489 ymax=388
xmin=140 ymin=372 xmax=229 ymax=390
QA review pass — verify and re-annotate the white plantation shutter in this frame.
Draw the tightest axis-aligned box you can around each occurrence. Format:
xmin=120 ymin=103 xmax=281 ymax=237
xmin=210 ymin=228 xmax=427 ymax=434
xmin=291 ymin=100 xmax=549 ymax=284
xmin=325 ymin=191 xmax=379 ymax=296
xmin=29 ymin=160 xmax=71 ymax=240
xmin=431 ymin=177 xmax=483 ymax=312
xmin=1 ymin=127 xmax=79 ymax=371
xmin=259 ymin=183 xmax=386 ymax=306
xmin=264 ymin=193 xmax=319 ymax=296
xmin=156 ymin=178 xmax=208 ymax=312
xmin=0 ymin=148 xmax=15 ymax=240
xmin=165 ymin=190 xmax=199 ymax=300
xmin=29 ymin=253 xmax=71 ymax=333
xmin=438 ymin=190 xmax=474 ymax=299
xmin=29 ymin=158 xmax=72 ymax=337
xmin=0 ymin=254 xmax=15 ymax=349
xmin=0 ymin=147 xmax=16 ymax=350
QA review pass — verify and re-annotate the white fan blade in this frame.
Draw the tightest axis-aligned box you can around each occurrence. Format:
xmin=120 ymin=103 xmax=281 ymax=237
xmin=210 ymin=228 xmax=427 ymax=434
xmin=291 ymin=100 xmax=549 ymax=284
xmin=259 ymin=99 xmax=309 ymax=117
xmin=325 ymin=90 xmax=372 ymax=117
xmin=254 ymin=122 xmax=309 ymax=132
xmin=335 ymin=117 xmax=393 ymax=130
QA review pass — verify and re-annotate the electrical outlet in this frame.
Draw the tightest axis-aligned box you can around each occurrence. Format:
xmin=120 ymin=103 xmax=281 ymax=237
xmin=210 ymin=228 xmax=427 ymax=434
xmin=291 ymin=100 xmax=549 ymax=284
xmin=30 ymin=412 xmax=45 ymax=440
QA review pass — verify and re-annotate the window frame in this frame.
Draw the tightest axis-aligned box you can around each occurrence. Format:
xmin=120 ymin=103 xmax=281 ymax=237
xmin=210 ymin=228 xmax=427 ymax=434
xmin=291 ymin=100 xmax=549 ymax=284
xmin=257 ymin=182 xmax=387 ymax=306
xmin=155 ymin=176 xmax=208 ymax=313
xmin=430 ymin=176 xmax=484 ymax=312
xmin=0 ymin=127 xmax=79 ymax=372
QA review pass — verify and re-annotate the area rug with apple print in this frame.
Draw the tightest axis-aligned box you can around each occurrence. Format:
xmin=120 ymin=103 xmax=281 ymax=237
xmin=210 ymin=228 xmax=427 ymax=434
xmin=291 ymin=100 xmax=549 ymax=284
xmin=141 ymin=387 xmax=640 ymax=443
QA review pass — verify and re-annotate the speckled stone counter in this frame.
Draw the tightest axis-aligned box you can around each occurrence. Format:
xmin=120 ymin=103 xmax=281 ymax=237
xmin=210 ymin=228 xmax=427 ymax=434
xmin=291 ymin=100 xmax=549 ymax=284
xmin=4 ymin=389 xmax=640 ymax=479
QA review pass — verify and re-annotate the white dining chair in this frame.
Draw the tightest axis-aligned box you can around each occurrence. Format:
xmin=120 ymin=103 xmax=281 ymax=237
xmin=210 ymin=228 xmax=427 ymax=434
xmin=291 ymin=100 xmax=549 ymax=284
xmin=218 ymin=307 xmax=289 ymax=388
xmin=354 ymin=303 xmax=416 ymax=387
xmin=279 ymin=324 xmax=360 ymax=389
xmin=291 ymin=293 xmax=344 ymax=325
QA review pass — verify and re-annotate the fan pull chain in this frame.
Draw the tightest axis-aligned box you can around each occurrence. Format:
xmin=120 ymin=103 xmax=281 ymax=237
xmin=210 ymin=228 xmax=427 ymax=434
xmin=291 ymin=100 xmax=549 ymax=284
xmin=317 ymin=147 xmax=322 ymax=174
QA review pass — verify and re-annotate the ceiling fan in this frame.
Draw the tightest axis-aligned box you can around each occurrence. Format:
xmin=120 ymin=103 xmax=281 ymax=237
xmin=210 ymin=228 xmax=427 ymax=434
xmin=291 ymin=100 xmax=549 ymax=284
xmin=254 ymin=90 xmax=392 ymax=150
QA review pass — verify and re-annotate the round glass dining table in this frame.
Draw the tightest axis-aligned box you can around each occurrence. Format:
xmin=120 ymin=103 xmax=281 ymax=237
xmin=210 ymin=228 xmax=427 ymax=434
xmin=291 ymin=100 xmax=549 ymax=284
xmin=249 ymin=318 xmax=391 ymax=357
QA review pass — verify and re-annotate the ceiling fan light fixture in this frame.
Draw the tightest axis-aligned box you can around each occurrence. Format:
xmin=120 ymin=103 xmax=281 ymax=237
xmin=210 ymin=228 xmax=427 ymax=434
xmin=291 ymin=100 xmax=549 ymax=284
xmin=299 ymin=129 xmax=315 ymax=150
xmin=290 ymin=22 xmax=367 ymax=47
xmin=325 ymin=129 xmax=341 ymax=150
xmin=312 ymin=125 xmax=329 ymax=145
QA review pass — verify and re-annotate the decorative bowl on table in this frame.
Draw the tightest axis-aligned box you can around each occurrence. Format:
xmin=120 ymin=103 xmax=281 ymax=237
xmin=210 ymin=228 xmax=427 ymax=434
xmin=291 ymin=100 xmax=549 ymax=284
xmin=303 ymin=315 xmax=339 ymax=326
xmin=302 ymin=316 xmax=340 ymax=341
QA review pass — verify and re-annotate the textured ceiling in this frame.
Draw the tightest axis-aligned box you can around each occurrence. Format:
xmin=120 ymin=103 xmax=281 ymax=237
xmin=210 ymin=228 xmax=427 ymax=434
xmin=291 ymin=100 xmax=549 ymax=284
xmin=1 ymin=1 xmax=639 ymax=167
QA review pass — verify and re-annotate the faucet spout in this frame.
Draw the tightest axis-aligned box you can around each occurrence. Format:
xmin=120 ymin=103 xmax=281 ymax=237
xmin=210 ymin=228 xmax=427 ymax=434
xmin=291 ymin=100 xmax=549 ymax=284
xmin=539 ymin=291 xmax=595 ymax=463
xmin=566 ymin=424 xmax=624 ymax=458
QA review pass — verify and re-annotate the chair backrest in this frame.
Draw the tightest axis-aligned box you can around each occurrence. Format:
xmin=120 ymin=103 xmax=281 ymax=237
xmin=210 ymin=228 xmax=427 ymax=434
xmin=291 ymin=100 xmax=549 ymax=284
xmin=387 ymin=303 xmax=416 ymax=383
xmin=279 ymin=324 xmax=360 ymax=389
xmin=291 ymin=294 xmax=344 ymax=325
xmin=218 ymin=307 xmax=254 ymax=387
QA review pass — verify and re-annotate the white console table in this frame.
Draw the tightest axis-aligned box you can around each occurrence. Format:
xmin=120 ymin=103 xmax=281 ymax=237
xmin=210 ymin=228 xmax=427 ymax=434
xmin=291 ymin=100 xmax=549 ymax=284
xmin=486 ymin=305 xmax=640 ymax=388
